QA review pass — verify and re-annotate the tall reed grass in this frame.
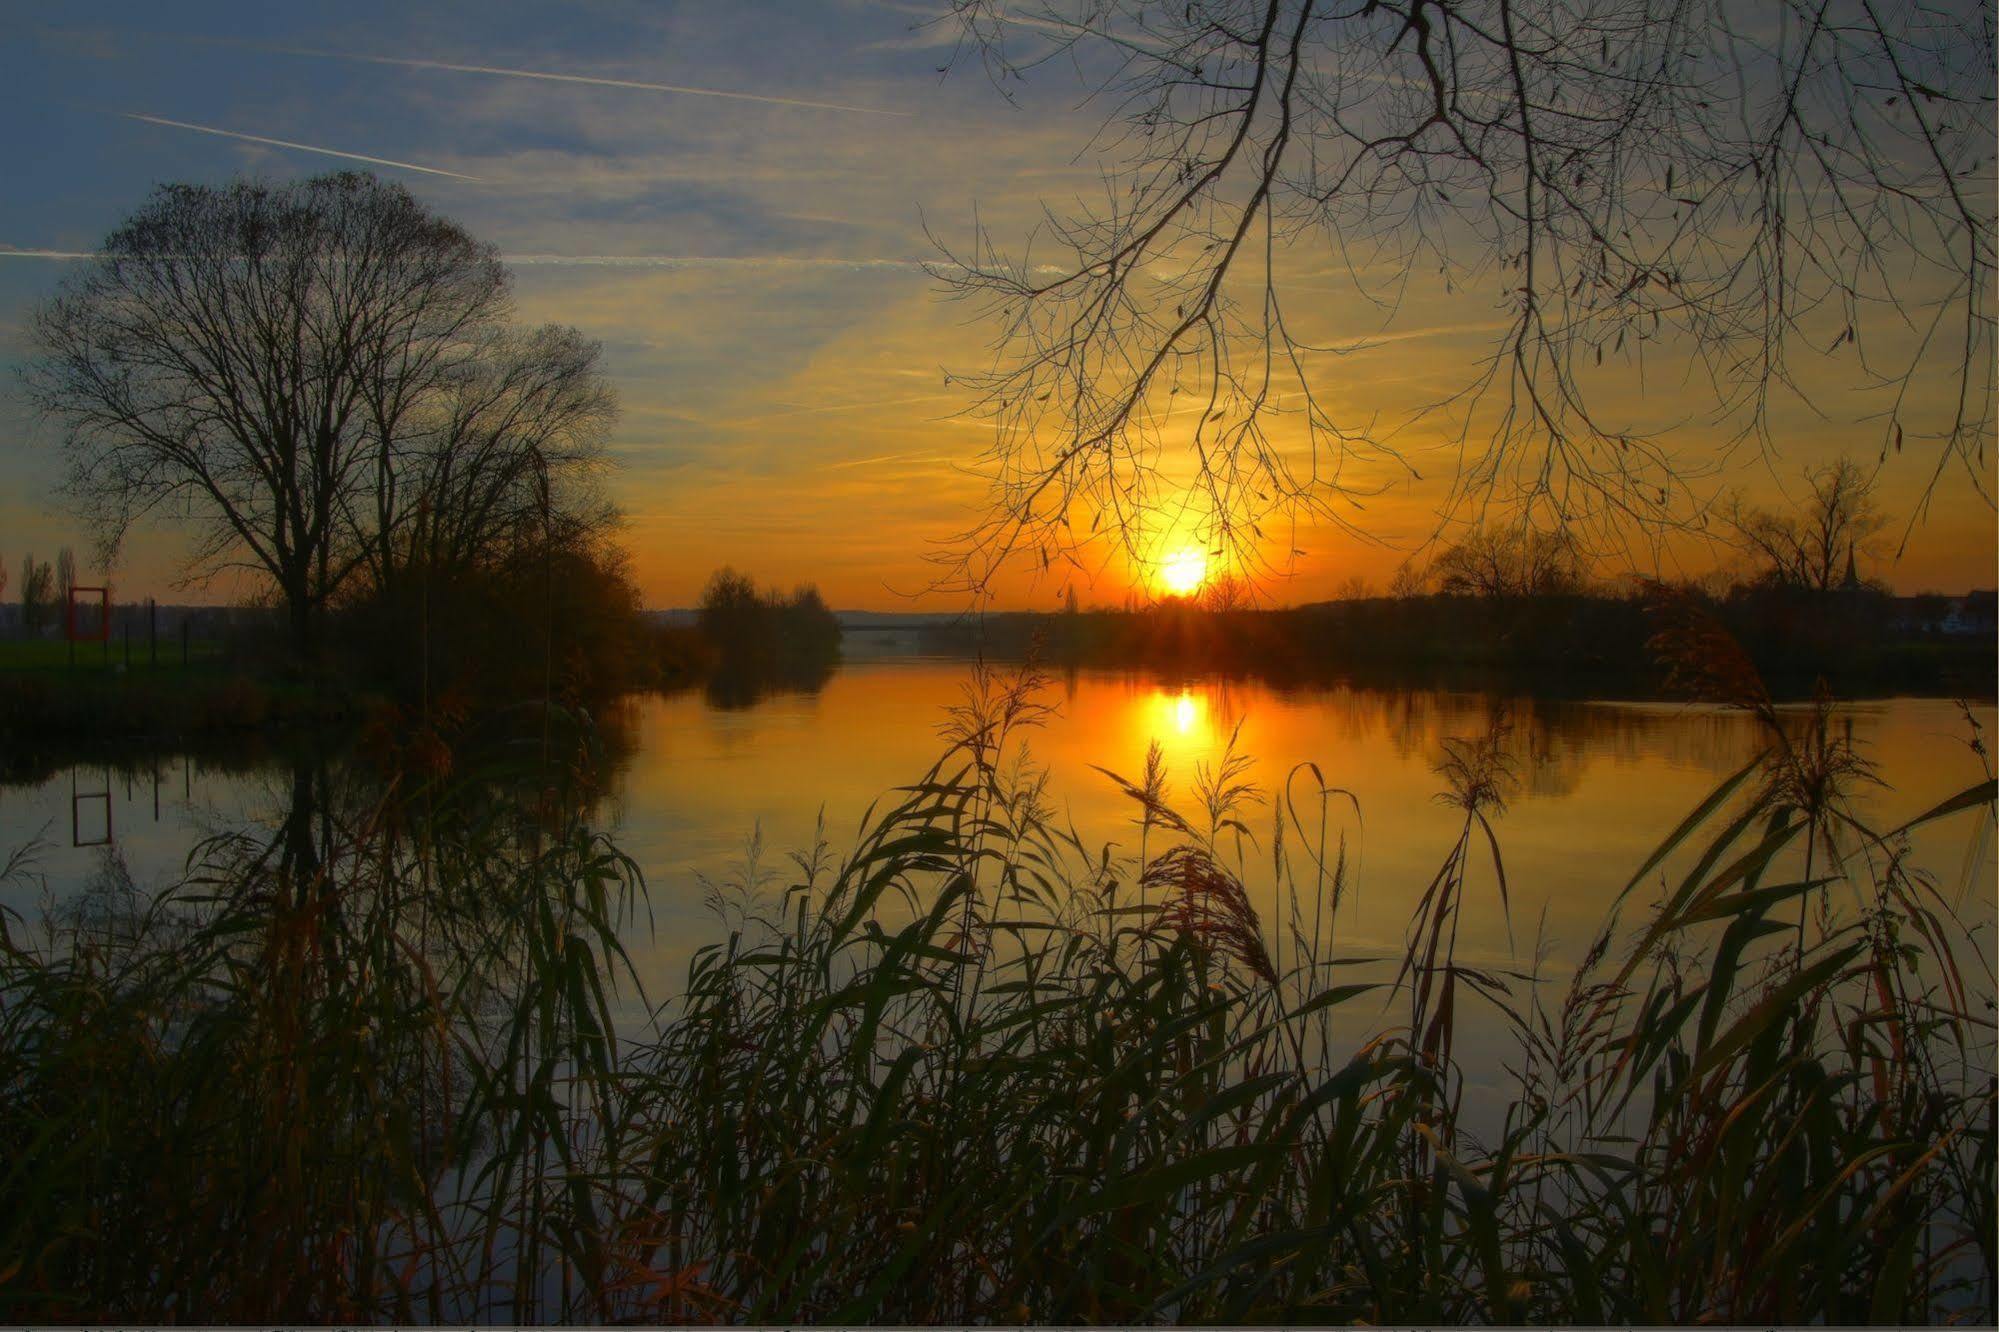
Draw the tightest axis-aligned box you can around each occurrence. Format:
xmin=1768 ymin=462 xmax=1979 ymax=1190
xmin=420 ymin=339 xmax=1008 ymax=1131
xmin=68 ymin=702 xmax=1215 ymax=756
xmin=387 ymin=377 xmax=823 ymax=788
xmin=0 ymin=668 xmax=1991 ymax=1324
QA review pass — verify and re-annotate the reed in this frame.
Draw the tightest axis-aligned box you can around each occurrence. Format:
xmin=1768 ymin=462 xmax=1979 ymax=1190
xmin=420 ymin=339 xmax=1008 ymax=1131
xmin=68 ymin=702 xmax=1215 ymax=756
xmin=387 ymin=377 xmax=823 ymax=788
xmin=0 ymin=670 xmax=1991 ymax=1323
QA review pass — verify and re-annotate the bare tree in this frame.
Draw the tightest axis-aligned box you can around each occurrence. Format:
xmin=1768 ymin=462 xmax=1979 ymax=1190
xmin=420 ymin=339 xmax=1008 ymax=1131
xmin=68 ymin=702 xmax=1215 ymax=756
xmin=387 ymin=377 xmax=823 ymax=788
xmin=1723 ymin=455 xmax=1888 ymax=590
xmin=25 ymin=173 xmax=534 ymax=667
xmin=53 ymin=548 xmax=75 ymax=608
xmin=17 ymin=555 xmax=53 ymax=635
xmin=1335 ymin=572 xmax=1376 ymax=601
xmin=358 ymin=323 xmax=619 ymax=595
xmin=1200 ymin=571 xmax=1252 ymax=608
xmin=931 ymin=0 xmax=1994 ymax=593
xmin=1434 ymin=525 xmax=1583 ymax=595
xmin=1388 ymin=559 xmax=1431 ymax=599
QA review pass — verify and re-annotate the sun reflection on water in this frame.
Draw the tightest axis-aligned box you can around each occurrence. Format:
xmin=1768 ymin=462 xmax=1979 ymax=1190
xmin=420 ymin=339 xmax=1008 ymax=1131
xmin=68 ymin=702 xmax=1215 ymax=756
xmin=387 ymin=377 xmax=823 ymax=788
xmin=1144 ymin=686 xmax=1215 ymax=758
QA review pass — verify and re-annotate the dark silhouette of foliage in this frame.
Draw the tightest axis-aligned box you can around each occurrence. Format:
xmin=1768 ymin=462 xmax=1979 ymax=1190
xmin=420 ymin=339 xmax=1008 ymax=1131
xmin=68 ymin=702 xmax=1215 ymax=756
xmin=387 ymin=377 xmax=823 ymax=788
xmin=15 ymin=555 xmax=53 ymax=635
xmin=1723 ymin=456 xmax=1891 ymax=591
xmin=695 ymin=568 xmax=842 ymax=703
xmin=27 ymin=172 xmax=615 ymax=672
xmin=1434 ymin=527 xmax=1584 ymax=597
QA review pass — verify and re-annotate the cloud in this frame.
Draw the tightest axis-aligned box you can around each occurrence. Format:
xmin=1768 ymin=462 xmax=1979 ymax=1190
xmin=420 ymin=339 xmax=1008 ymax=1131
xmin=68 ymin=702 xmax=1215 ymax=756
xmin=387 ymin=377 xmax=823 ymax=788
xmin=122 ymin=113 xmax=480 ymax=180
xmin=244 ymin=44 xmax=911 ymax=118
xmin=858 ymin=0 xmax=1172 ymax=54
xmin=819 ymin=449 xmax=960 ymax=471
xmin=3 ymin=250 xmax=990 ymax=276
xmin=506 ymin=253 xmax=935 ymax=273
xmin=716 ymin=393 xmax=962 ymax=430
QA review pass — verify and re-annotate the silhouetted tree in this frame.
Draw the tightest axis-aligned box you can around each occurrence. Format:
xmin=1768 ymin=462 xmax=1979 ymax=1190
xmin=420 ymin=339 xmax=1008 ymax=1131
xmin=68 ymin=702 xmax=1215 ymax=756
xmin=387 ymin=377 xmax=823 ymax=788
xmin=358 ymin=325 xmax=617 ymax=599
xmin=53 ymin=548 xmax=74 ymax=610
xmin=1435 ymin=528 xmax=1583 ymax=597
xmin=27 ymin=173 xmax=612 ymax=671
xmin=17 ymin=555 xmax=53 ymax=635
xmin=697 ymin=567 xmax=841 ymax=690
xmin=1389 ymin=560 xmax=1430 ymax=600
xmin=697 ymin=568 xmax=764 ymax=660
xmin=1723 ymin=458 xmax=1889 ymax=592
xmin=1201 ymin=573 xmax=1251 ymax=611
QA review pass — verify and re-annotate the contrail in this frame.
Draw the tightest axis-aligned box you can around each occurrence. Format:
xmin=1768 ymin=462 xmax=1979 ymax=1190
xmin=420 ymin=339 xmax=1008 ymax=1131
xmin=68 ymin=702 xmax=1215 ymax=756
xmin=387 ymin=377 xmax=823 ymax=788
xmin=718 ymin=393 xmax=961 ymax=429
xmin=123 ymin=113 xmax=481 ymax=181
xmin=262 ymin=45 xmax=910 ymax=118
xmin=506 ymin=253 xmax=933 ymax=273
xmin=505 ymin=253 xmax=1068 ymax=277
xmin=2 ymin=249 xmax=1072 ymax=279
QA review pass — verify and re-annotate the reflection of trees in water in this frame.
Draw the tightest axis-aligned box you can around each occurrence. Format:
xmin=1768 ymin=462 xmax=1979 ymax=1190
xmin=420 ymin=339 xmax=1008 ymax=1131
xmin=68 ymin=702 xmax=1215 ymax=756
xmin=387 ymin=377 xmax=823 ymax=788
xmin=1320 ymin=688 xmax=1771 ymax=800
xmin=0 ymin=731 xmax=338 ymax=793
xmin=701 ymin=656 xmax=838 ymax=711
xmin=0 ymin=709 xmax=648 ymax=1322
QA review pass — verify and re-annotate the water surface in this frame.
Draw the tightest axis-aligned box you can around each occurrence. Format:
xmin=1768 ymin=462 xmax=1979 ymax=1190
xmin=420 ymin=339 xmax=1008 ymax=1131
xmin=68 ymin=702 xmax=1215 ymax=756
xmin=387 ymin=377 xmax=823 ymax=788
xmin=5 ymin=658 xmax=1990 ymax=1007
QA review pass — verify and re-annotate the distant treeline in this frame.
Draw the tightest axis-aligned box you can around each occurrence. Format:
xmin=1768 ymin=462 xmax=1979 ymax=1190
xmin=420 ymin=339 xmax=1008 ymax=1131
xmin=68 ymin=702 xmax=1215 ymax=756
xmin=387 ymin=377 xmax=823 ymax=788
xmin=911 ymin=585 xmax=1998 ymax=698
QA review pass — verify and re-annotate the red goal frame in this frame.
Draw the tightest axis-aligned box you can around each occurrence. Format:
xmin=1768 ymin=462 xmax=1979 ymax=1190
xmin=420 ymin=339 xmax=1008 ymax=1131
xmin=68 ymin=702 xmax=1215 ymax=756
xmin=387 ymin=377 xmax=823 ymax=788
xmin=66 ymin=585 xmax=111 ymax=642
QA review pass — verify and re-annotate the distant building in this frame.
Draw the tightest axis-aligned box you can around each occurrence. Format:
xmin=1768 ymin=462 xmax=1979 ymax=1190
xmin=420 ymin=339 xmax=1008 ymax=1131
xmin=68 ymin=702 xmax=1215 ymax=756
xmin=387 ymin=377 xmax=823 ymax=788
xmin=1944 ymin=590 xmax=1997 ymax=638
xmin=1892 ymin=591 xmax=1996 ymax=638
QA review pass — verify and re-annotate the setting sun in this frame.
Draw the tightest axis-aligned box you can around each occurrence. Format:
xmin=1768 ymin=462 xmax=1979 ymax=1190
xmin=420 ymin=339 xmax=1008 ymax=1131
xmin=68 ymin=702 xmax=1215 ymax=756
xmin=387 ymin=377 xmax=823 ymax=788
xmin=1160 ymin=547 xmax=1208 ymax=597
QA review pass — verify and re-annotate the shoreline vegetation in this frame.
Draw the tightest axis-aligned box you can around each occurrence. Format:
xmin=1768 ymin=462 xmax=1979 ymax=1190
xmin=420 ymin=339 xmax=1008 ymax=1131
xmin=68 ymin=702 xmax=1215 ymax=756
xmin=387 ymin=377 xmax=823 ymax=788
xmin=3 ymin=581 xmax=1991 ymax=751
xmin=0 ymin=564 xmax=844 ymax=747
xmin=910 ymin=585 xmax=1999 ymax=700
xmin=0 ymin=660 xmax=1991 ymax=1323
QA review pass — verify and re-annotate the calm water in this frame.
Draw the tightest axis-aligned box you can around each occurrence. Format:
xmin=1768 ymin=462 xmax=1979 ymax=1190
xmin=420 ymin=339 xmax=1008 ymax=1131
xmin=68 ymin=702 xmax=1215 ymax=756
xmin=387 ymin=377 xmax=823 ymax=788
xmin=4 ymin=658 xmax=1993 ymax=1010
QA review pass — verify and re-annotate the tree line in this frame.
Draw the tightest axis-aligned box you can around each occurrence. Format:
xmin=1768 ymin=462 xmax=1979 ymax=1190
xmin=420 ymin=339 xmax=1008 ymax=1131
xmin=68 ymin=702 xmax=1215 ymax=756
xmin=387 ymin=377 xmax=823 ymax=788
xmin=5 ymin=549 xmax=83 ymax=635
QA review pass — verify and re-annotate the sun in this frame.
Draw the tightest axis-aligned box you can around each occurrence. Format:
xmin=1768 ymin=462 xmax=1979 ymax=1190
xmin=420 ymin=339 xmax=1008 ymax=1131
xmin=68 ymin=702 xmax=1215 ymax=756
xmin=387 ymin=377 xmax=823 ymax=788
xmin=1159 ymin=547 xmax=1208 ymax=597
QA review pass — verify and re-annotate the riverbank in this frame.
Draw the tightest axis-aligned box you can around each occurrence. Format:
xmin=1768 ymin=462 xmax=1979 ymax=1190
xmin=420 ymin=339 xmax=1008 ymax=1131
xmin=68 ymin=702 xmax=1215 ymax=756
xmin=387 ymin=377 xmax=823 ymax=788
xmin=0 ymin=654 xmax=358 ymax=744
xmin=0 ymin=623 xmax=819 ymax=746
xmin=899 ymin=591 xmax=1998 ymax=700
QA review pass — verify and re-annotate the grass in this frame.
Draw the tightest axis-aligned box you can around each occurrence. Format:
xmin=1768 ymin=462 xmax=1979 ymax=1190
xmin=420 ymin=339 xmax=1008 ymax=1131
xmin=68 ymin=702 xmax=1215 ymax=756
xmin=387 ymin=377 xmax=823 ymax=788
xmin=0 ymin=661 xmax=1991 ymax=1324
xmin=0 ymin=637 xmax=230 ymax=673
xmin=0 ymin=633 xmax=362 ymax=743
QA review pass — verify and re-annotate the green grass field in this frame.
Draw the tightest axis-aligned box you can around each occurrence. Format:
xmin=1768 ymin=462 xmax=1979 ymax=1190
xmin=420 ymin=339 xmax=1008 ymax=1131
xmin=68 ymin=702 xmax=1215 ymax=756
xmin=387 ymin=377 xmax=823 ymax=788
xmin=0 ymin=636 xmax=229 ymax=672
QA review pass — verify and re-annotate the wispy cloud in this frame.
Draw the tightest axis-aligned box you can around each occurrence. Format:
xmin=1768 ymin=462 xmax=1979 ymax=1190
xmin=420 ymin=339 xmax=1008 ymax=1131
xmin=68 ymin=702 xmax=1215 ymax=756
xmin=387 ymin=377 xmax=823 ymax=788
xmin=820 ymin=449 xmax=959 ymax=471
xmin=715 ymin=393 xmax=962 ymax=430
xmin=122 ymin=113 xmax=480 ymax=180
xmin=1297 ymin=319 xmax=1517 ymax=352
xmin=254 ymin=45 xmax=910 ymax=118
xmin=0 ymin=249 xmax=1027 ymax=278
xmin=507 ymin=253 xmax=933 ymax=273
xmin=860 ymin=0 xmax=1171 ymax=53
